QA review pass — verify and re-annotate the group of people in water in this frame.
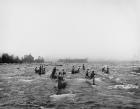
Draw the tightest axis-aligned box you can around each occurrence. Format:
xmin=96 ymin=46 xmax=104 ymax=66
xmin=35 ymin=65 xmax=45 ymax=75
xmin=50 ymin=64 xmax=98 ymax=89
xmin=85 ymin=69 xmax=96 ymax=85
xmin=71 ymin=66 xmax=80 ymax=74
xmin=50 ymin=67 xmax=67 ymax=89
xmin=35 ymin=64 xmax=110 ymax=89
xmin=102 ymin=66 xmax=110 ymax=74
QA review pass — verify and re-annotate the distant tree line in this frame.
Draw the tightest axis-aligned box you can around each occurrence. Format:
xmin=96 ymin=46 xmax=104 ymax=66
xmin=0 ymin=53 xmax=45 ymax=63
xmin=0 ymin=53 xmax=22 ymax=63
xmin=58 ymin=58 xmax=88 ymax=63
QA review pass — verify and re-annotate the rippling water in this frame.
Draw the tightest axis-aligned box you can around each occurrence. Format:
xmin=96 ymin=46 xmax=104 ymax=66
xmin=0 ymin=63 xmax=140 ymax=109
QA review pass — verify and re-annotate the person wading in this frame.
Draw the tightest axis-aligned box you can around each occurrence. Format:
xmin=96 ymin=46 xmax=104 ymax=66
xmin=90 ymin=70 xmax=95 ymax=85
xmin=62 ymin=69 xmax=66 ymax=76
xmin=71 ymin=66 xmax=75 ymax=74
xmin=57 ymin=72 xmax=66 ymax=89
xmin=85 ymin=69 xmax=90 ymax=79
xmin=51 ymin=67 xmax=57 ymax=79
xmin=82 ymin=64 xmax=85 ymax=70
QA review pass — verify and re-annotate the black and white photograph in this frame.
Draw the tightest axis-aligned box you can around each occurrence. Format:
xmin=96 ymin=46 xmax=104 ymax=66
xmin=0 ymin=0 xmax=139 ymax=109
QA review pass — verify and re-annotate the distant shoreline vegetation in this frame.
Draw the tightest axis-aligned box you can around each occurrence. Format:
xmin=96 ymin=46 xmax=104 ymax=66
xmin=0 ymin=53 xmax=44 ymax=64
xmin=0 ymin=53 xmax=139 ymax=64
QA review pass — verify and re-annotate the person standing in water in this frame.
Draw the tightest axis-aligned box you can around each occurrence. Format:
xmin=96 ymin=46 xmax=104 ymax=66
xmin=106 ymin=66 xmax=109 ymax=74
xmin=71 ymin=66 xmax=75 ymax=74
xmin=38 ymin=65 xmax=42 ymax=76
xmin=39 ymin=65 xmax=43 ymax=74
xmin=82 ymin=64 xmax=85 ymax=70
xmin=90 ymin=70 xmax=95 ymax=85
xmin=85 ymin=69 xmax=90 ymax=79
xmin=57 ymin=72 xmax=66 ymax=89
xmin=51 ymin=67 xmax=57 ymax=79
xmin=62 ymin=69 xmax=66 ymax=75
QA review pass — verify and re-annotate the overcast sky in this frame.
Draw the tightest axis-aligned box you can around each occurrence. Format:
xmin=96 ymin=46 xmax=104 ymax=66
xmin=0 ymin=0 xmax=139 ymax=60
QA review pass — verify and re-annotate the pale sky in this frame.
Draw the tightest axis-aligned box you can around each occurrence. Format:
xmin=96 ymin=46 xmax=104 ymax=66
xmin=0 ymin=0 xmax=139 ymax=60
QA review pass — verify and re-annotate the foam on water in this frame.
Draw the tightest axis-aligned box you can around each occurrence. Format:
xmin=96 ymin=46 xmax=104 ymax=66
xmin=75 ymin=78 xmax=102 ymax=83
xmin=19 ymin=79 xmax=33 ymax=82
xmin=50 ymin=93 xmax=76 ymax=101
xmin=0 ymin=88 xmax=3 ymax=91
xmin=91 ymin=85 xmax=97 ymax=88
xmin=95 ymin=78 xmax=101 ymax=82
xmin=108 ymin=75 xmax=114 ymax=80
xmin=115 ymin=78 xmax=121 ymax=82
xmin=75 ymin=78 xmax=86 ymax=82
xmin=67 ymin=72 xmax=71 ymax=74
xmin=7 ymin=76 xmax=13 ymax=79
xmin=39 ymin=106 xmax=55 ymax=109
xmin=108 ymin=84 xmax=139 ymax=89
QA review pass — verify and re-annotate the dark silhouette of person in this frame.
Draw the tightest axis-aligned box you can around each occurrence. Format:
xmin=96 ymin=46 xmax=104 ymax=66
xmin=35 ymin=67 xmax=37 ymax=73
xmin=85 ymin=69 xmax=90 ymax=79
xmin=41 ymin=65 xmax=45 ymax=74
xmin=77 ymin=67 xmax=80 ymax=73
xmin=90 ymin=70 xmax=95 ymax=85
xmin=82 ymin=64 xmax=85 ymax=70
xmin=57 ymin=72 xmax=66 ymax=89
xmin=71 ymin=66 xmax=75 ymax=74
xmin=39 ymin=65 xmax=42 ymax=76
xmin=102 ymin=67 xmax=105 ymax=72
xmin=62 ymin=69 xmax=66 ymax=75
xmin=43 ymin=67 xmax=45 ymax=74
xmin=106 ymin=67 xmax=109 ymax=74
xmin=51 ymin=67 xmax=57 ymax=79
xmin=39 ymin=65 xmax=41 ymax=72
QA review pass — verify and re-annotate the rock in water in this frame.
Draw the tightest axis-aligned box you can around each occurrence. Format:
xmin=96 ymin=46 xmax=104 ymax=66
xmin=50 ymin=93 xmax=75 ymax=101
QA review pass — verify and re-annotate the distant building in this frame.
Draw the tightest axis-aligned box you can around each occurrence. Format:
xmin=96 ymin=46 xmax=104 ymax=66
xmin=34 ymin=56 xmax=44 ymax=63
xmin=58 ymin=58 xmax=88 ymax=63
xmin=23 ymin=54 xmax=34 ymax=63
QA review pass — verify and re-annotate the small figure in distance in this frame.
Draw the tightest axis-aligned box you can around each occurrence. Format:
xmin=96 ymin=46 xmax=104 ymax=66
xmin=85 ymin=69 xmax=90 ymax=79
xmin=71 ymin=66 xmax=75 ymax=74
xmin=35 ymin=67 xmax=39 ymax=74
xmin=51 ymin=67 xmax=57 ymax=79
xmin=43 ymin=67 xmax=45 ymax=74
xmin=106 ymin=66 xmax=109 ymax=74
xmin=82 ymin=64 xmax=85 ymax=70
xmin=41 ymin=65 xmax=44 ymax=73
xmin=90 ymin=70 xmax=95 ymax=85
xmin=102 ymin=67 xmax=105 ymax=73
xmin=57 ymin=72 xmax=67 ymax=89
xmin=35 ymin=67 xmax=37 ymax=72
xmin=38 ymin=65 xmax=42 ymax=76
xmin=62 ymin=69 xmax=66 ymax=76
